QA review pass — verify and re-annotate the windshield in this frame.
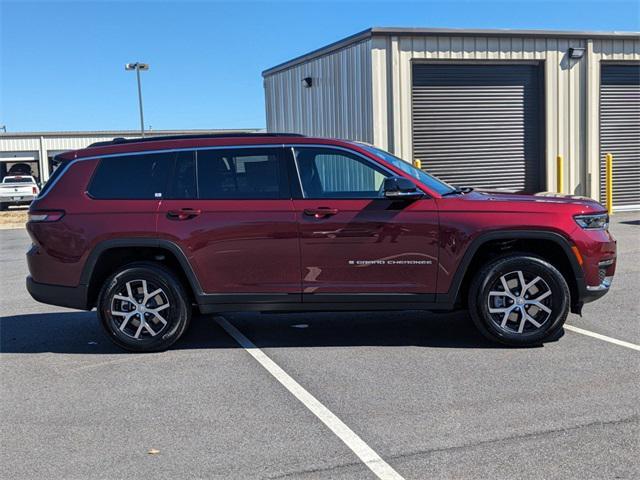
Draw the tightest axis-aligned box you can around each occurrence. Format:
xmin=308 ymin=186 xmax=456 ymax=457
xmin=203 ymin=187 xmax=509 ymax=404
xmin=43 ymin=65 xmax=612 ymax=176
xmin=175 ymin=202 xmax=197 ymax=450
xmin=356 ymin=144 xmax=455 ymax=195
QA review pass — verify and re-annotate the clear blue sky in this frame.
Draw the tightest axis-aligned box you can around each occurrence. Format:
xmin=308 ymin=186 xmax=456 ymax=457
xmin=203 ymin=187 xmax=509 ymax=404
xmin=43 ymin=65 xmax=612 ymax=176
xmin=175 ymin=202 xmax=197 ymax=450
xmin=1 ymin=0 xmax=638 ymax=132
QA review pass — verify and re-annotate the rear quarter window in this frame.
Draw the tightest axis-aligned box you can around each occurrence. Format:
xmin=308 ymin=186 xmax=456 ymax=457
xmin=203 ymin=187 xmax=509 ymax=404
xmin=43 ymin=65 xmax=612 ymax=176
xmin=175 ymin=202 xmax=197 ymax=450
xmin=88 ymin=152 xmax=174 ymax=199
xmin=38 ymin=158 xmax=68 ymax=197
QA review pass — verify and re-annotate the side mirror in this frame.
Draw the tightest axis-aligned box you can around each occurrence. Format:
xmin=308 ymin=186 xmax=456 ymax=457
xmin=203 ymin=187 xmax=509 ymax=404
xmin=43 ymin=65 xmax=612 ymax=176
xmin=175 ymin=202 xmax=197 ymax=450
xmin=383 ymin=177 xmax=424 ymax=200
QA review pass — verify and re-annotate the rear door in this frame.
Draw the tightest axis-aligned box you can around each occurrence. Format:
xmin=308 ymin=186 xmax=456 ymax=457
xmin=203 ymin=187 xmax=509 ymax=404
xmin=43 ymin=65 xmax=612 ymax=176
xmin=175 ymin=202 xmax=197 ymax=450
xmin=85 ymin=151 xmax=171 ymax=242
xmin=289 ymin=146 xmax=439 ymax=302
xmin=156 ymin=147 xmax=300 ymax=303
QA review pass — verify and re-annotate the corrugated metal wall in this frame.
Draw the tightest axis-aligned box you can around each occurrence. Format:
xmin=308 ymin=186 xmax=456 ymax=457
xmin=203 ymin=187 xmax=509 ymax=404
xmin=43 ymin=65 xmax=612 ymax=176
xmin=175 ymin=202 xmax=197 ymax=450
xmin=264 ymin=39 xmax=374 ymax=142
xmin=372 ymin=34 xmax=640 ymax=201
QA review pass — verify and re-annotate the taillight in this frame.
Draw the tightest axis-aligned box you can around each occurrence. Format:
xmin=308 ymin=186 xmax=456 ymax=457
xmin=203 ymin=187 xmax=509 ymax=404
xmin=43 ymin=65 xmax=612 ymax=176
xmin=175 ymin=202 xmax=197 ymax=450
xmin=32 ymin=186 xmax=38 ymax=194
xmin=28 ymin=210 xmax=65 ymax=222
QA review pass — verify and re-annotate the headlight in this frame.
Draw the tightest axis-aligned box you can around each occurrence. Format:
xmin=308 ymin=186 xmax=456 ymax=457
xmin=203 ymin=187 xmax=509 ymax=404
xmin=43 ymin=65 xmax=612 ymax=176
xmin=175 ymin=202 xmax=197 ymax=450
xmin=574 ymin=213 xmax=609 ymax=230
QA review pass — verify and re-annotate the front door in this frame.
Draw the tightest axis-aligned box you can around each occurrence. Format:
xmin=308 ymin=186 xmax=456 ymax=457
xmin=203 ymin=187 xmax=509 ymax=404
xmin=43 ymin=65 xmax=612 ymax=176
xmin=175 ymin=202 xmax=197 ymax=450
xmin=156 ymin=147 xmax=300 ymax=303
xmin=290 ymin=146 xmax=439 ymax=303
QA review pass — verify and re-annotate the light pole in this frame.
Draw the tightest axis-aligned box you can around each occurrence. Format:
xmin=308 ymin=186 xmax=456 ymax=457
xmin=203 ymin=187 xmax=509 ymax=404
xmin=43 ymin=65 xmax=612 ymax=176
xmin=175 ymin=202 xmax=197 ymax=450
xmin=125 ymin=62 xmax=149 ymax=137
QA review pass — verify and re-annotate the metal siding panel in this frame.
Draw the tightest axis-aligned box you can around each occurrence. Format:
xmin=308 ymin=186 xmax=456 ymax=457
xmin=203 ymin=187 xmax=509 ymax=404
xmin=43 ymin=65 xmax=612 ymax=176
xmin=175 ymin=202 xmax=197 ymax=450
xmin=411 ymin=64 xmax=543 ymax=192
xmin=425 ymin=36 xmax=438 ymax=59
xmin=512 ymin=37 xmax=523 ymax=58
xmin=371 ymin=36 xmax=390 ymax=149
xmin=600 ymin=64 xmax=640 ymax=207
xmin=263 ymin=39 xmax=373 ymax=142
xmin=476 ymin=37 xmax=488 ymax=60
xmin=499 ymin=37 xmax=511 ymax=59
xmin=487 ymin=38 xmax=500 ymax=60
xmin=545 ymin=41 xmax=558 ymax=191
xmin=413 ymin=36 xmax=426 ymax=59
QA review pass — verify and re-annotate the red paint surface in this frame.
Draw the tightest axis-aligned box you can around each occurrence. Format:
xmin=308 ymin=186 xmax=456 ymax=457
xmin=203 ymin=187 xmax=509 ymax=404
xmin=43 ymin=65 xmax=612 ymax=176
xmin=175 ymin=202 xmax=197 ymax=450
xmin=27 ymin=136 xmax=615 ymax=295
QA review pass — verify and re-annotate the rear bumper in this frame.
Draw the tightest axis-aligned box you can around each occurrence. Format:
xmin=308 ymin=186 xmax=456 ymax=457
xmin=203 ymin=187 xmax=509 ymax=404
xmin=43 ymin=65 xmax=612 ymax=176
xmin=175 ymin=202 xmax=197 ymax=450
xmin=26 ymin=276 xmax=89 ymax=310
xmin=0 ymin=195 xmax=35 ymax=203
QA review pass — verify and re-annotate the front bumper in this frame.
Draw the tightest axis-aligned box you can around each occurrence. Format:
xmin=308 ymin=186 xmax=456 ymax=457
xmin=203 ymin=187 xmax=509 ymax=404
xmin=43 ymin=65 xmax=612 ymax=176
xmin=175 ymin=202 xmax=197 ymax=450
xmin=581 ymin=274 xmax=613 ymax=304
xmin=26 ymin=276 xmax=89 ymax=310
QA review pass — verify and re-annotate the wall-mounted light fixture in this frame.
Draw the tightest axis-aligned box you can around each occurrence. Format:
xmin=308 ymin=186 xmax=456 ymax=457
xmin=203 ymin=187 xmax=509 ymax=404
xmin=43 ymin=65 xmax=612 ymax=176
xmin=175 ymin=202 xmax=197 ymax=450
xmin=302 ymin=77 xmax=313 ymax=88
xmin=568 ymin=47 xmax=585 ymax=59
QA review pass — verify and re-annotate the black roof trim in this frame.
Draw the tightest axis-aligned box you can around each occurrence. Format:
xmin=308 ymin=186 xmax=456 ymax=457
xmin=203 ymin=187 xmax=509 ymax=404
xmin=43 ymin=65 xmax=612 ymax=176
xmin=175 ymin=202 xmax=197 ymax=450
xmin=88 ymin=132 xmax=305 ymax=148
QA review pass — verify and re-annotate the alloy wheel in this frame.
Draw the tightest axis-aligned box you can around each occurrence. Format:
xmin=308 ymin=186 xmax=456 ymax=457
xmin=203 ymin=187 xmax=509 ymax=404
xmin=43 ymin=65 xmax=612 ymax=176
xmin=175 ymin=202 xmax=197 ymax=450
xmin=110 ymin=279 xmax=171 ymax=339
xmin=486 ymin=270 xmax=553 ymax=334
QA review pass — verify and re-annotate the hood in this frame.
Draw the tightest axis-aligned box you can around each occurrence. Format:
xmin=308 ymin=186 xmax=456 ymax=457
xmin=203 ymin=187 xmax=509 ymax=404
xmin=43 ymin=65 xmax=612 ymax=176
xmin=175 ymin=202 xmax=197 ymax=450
xmin=454 ymin=189 xmax=606 ymax=212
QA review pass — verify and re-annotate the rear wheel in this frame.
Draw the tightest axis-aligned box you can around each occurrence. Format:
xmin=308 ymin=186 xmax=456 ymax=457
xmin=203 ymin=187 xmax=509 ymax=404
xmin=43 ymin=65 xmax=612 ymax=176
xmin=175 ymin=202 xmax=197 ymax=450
xmin=98 ymin=262 xmax=191 ymax=352
xmin=468 ymin=255 xmax=570 ymax=346
xmin=0 ymin=202 xmax=7 ymax=211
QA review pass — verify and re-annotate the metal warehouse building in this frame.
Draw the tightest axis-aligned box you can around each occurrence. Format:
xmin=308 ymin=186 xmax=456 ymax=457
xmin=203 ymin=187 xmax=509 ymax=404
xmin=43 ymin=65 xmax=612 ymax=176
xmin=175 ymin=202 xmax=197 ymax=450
xmin=0 ymin=129 xmax=257 ymax=185
xmin=263 ymin=27 xmax=640 ymax=210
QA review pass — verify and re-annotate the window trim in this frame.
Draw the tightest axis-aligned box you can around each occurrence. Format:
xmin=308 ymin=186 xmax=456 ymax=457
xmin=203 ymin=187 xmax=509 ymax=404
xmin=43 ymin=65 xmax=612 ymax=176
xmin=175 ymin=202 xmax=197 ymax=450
xmin=42 ymin=143 xmax=428 ymax=202
xmin=194 ymin=147 xmax=291 ymax=200
xmin=289 ymin=144 xmax=415 ymax=200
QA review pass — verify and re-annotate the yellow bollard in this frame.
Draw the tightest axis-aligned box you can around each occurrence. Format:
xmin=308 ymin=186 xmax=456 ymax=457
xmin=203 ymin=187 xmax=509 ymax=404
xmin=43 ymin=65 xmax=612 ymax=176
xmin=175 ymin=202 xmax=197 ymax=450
xmin=413 ymin=159 xmax=422 ymax=169
xmin=605 ymin=153 xmax=613 ymax=215
xmin=556 ymin=155 xmax=563 ymax=193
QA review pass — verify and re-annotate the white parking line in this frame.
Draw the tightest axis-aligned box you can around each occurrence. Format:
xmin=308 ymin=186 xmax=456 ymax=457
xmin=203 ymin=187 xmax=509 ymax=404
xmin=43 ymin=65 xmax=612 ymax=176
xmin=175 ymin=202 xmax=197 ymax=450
xmin=565 ymin=324 xmax=640 ymax=351
xmin=215 ymin=316 xmax=405 ymax=480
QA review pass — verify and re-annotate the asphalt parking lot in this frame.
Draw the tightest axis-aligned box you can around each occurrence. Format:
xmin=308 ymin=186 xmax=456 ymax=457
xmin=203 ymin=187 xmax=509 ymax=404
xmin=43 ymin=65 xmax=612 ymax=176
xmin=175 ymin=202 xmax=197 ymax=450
xmin=1 ymin=213 xmax=638 ymax=479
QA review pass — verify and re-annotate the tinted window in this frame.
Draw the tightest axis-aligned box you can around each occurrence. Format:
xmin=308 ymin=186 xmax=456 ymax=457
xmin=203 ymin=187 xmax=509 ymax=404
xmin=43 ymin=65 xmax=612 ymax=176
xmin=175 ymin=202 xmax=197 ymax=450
xmin=294 ymin=147 xmax=389 ymax=199
xmin=167 ymin=151 xmax=197 ymax=199
xmin=4 ymin=177 xmax=34 ymax=183
xmin=88 ymin=152 xmax=174 ymax=199
xmin=197 ymin=149 xmax=286 ymax=199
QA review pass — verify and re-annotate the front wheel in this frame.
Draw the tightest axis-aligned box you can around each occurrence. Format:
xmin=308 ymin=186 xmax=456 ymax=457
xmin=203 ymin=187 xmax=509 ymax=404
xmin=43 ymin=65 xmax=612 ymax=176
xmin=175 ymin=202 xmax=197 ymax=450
xmin=468 ymin=255 xmax=570 ymax=346
xmin=98 ymin=262 xmax=191 ymax=352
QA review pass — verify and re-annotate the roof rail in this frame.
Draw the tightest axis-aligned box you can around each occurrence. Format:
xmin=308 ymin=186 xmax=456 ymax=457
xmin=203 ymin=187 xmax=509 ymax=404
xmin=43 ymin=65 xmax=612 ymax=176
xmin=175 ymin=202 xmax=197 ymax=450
xmin=88 ymin=132 xmax=305 ymax=148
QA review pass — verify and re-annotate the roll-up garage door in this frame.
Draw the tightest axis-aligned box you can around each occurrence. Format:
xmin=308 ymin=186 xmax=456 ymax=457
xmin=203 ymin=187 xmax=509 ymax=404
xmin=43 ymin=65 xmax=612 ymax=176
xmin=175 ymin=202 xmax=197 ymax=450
xmin=412 ymin=64 xmax=543 ymax=192
xmin=600 ymin=64 xmax=640 ymax=210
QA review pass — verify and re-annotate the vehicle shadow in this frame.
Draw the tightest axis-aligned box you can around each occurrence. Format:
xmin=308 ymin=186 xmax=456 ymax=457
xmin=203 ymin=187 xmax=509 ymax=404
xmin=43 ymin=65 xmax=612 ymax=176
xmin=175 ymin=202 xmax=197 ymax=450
xmin=0 ymin=309 xmax=558 ymax=354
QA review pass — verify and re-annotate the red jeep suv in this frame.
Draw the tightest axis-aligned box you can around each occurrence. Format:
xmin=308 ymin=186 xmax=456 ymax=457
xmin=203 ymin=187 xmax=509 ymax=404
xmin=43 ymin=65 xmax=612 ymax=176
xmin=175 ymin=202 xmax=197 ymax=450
xmin=26 ymin=134 xmax=616 ymax=352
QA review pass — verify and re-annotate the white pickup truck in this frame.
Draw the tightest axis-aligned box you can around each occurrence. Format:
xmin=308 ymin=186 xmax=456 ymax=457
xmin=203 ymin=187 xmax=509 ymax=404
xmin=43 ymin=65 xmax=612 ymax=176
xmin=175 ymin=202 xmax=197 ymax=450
xmin=0 ymin=175 xmax=40 ymax=210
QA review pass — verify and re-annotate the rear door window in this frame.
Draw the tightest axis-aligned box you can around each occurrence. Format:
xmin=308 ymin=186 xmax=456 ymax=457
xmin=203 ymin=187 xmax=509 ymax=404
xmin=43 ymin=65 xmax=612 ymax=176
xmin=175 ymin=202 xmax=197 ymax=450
xmin=88 ymin=152 xmax=174 ymax=199
xmin=196 ymin=148 xmax=288 ymax=199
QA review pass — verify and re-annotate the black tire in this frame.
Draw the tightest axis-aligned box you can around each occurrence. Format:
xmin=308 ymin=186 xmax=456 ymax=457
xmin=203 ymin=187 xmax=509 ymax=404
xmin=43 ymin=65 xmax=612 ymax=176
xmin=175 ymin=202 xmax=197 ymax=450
xmin=97 ymin=262 xmax=191 ymax=352
xmin=468 ymin=254 xmax=570 ymax=346
xmin=0 ymin=203 xmax=7 ymax=211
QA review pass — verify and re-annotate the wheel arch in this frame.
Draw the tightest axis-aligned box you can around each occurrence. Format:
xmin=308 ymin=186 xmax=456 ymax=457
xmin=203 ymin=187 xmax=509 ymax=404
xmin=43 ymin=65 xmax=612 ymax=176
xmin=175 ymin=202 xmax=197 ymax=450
xmin=81 ymin=239 xmax=203 ymax=309
xmin=446 ymin=230 xmax=584 ymax=311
